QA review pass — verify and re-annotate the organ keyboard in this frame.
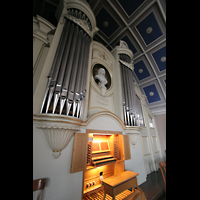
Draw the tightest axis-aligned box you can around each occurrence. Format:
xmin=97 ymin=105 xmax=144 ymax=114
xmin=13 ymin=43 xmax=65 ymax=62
xmin=91 ymin=155 xmax=116 ymax=167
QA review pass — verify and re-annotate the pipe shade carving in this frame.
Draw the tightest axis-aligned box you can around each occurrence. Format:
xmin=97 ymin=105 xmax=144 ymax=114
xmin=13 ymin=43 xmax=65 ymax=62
xmin=38 ymin=125 xmax=80 ymax=158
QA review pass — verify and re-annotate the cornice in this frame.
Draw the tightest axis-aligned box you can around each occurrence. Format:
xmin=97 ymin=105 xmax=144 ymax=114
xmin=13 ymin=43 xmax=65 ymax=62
xmin=115 ymin=46 xmax=134 ymax=61
xmin=124 ymin=126 xmax=142 ymax=133
xmin=33 ymin=113 xmax=83 ymax=127
xmin=33 ymin=15 xmax=56 ymax=45
xmin=33 ymin=33 xmax=49 ymax=45
xmin=36 ymin=15 xmax=56 ymax=31
xmin=33 ymin=111 xmax=144 ymax=131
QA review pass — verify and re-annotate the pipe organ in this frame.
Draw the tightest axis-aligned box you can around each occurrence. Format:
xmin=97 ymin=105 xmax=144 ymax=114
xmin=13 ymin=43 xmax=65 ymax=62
xmin=33 ymin=1 xmax=155 ymax=199
xmin=40 ymin=9 xmax=91 ymax=119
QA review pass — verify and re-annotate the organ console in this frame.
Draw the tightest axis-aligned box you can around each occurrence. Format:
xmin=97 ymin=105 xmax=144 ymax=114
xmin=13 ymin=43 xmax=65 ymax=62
xmin=70 ymin=129 xmax=146 ymax=200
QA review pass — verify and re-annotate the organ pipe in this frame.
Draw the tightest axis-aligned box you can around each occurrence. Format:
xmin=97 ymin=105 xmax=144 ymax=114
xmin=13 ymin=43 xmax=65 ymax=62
xmin=120 ymin=64 xmax=127 ymax=125
xmin=79 ymin=36 xmax=91 ymax=118
xmin=119 ymin=53 xmax=138 ymax=126
xmin=40 ymin=15 xmax=91 ymax=119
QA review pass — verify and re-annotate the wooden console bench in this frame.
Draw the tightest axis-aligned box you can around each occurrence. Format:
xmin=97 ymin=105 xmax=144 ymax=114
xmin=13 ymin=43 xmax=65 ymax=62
xmin=102 ymin=170 xmax=145 ymax=200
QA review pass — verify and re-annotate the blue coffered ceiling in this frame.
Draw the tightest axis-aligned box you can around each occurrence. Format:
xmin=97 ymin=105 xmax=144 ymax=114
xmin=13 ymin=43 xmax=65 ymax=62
xmin=96 ymin=7 xmax=120 ymax=38
xmin=143 ymin=84 xmax=161 ymax=103
xmin=117 ymin=0 xmax=146 ymax=16
xmin=135 ymin=12 xmax=163 ymax=46
xmin=134 ymin=60 xmax=150 ymax=81
xmin=89 ymin=0 xmax=166 ymax=115
xmin=152 ymin=45 xmax=166 ymax=72
xmin=33 ymin=0 xmax=166 ymax=115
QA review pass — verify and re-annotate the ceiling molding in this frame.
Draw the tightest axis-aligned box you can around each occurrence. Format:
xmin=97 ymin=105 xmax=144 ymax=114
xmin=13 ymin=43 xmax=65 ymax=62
xmin=151 ymin=107 xmax=166 ymax=115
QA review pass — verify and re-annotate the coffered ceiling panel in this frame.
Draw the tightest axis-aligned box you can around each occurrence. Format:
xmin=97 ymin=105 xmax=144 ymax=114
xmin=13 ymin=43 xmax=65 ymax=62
xmin=146 ymin=41 xmax=166 ymax=77
xmin=139 ymin=79 xmax=165 ymax=112
xmin=96 ymin=6 xmax=120 ymax=38
xmin=33 ymin=0 xmax=166 ymax=115
xmin=135 ymin=12 xmax=163 ymax=46
xmin=117 ymin=0 xmax=146 ymax=17
xmin=133 ymin=55 xmax=155 ymax=82
xmin=130 ymin=1 xmax=166 ymax=52
xmin=151 ymin=45 xmax=166 ymax=72
xmin=143 ymin=83 xmax=161 ymax=103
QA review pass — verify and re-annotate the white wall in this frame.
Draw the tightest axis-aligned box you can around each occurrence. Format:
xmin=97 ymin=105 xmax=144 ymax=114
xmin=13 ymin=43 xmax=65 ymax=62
xmin=33 ymin=122 xmax=83 ymax=200
xmin=154 ymin=114 xmax=166 ymax=160
xmin=124 ymin=133 xmax=147 ymax=185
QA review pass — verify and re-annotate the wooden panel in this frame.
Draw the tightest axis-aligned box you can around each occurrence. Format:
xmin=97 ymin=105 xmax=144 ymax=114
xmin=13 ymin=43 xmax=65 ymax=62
xmin=114 ymin=161 xmax=124 ymax=175
xmin=123 ymin=135 xmax=131 ymax=160
xmin=83 ymin=164 xmax=115 ymax=194
xmin=101 ymin=142 xmax=109 ymax=151
xmin=70 ymin=133 xmax=87 ymax=173
xmin=114 ymin=178 xmax=137 ymax=196
xmin=92 ymin=142 xmax=100 ymax=152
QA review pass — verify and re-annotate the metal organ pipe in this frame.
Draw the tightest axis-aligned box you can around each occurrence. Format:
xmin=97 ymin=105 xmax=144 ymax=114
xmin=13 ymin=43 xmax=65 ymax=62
xmin=59 ymin=27 xmax=84 ymax=115
xmin=125 ymin=67 xmax=133 ymax=125
xmin=51 ymin=20 xmax=71 ymax=84
xmin=119 ymin=64 xmax=127 ymax=125
xmin=120 ymin=64 xmax=129 ymax=125
xmin=73 ymin=34 xmax=87 ymax=117
xmin=40 ymin=15 xmax=91 ymax=118
xmin=40 ymin=20 xmax=70 ymax=113
xmin=67 ymin=29 xmax=84 ymax=116
xmin=126 ymin=68 xmax=135 ymax=126
xmin=119 ymin=54 xmax=137 ymax=126
xmin=45 ymin=20 xmax=74 ymax=113
xmin=79 ymin=36 xmax=91 ymax=118
xmin=129 ymin=71 xmax=137 ymax=125
xmin=123 ymin=54 xmax=134 ymax=126
xmin=62 ymin=25 xmax=79 ymax=94
xmin=52 ymin=22 xmax=76 ymax=114
xmin=68 ymin=29 xmax=83 ymax=96
xmin=120 ymin=54 xmax=131 ymax=125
